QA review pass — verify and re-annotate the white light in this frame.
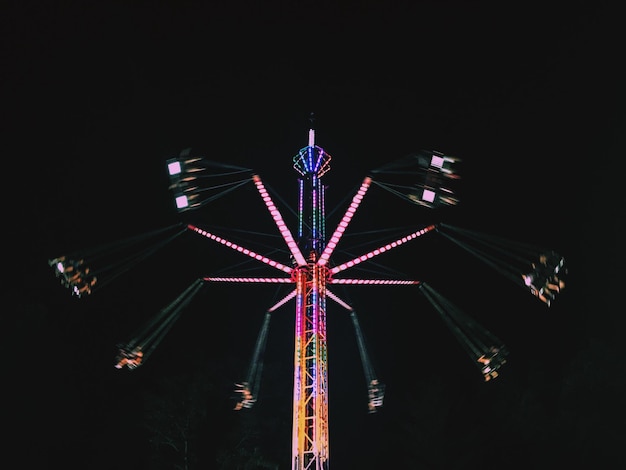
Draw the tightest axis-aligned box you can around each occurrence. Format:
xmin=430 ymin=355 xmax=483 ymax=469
xmin=168 ymin=161 xmax=182 ymax=176
xmin=422 ymin=189 xmax=436 ymax=203
xmin=175 ymin=195 xmax=189 ymax=209
xmin=430 ymin=155 xmax=444 ymax=169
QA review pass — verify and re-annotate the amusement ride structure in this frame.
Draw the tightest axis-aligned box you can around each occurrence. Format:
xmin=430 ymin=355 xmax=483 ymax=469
xmin=49 ymin=117 xmax=567 ymax=470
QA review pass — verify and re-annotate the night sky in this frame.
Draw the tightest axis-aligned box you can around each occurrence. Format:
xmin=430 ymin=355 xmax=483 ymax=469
xmin=4 ymin=2 xmax=625 ymax=469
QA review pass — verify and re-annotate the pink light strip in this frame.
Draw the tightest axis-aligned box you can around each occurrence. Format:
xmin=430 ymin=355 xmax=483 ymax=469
xmin=268 ymin=289 xmax=297 ymax=312
xmin=253 ymin=175 xmax=308 ymax=267
xmin=318 ymin=177 xmax=372 ymax=267
xmin=326 ymin=289 xmax=353 ymax=311
xmin=329 ymin=279 xmax=421 ymax=285
xmin=187 ymin=224 xmax=293 ymax=274
xmin=202 ymin=276 xmax=294 ymax=283
xmin=329 ymin=224 xmax=437 ymax=275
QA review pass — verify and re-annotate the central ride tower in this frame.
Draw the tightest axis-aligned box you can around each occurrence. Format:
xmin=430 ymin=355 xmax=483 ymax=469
xmin=291 ymin=124 xmax=332 ymax=470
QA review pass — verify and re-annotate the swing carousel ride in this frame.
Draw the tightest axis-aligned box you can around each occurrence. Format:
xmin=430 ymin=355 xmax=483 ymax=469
xmin=48 ymin=118 xmax=567 ymax=470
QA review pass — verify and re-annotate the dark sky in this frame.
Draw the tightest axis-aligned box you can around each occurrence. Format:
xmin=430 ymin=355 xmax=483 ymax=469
xmin=4 ymin=2 xmax=625 ymax=469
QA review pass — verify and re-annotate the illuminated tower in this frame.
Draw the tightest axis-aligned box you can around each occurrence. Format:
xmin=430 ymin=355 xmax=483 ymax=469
xmin=290 ymin=125 xmax=332 ymax=470
xmin=183 ymin=124 xmax=429 ymax=469
xmin=286 ymin=124 xmax=427 ymax=469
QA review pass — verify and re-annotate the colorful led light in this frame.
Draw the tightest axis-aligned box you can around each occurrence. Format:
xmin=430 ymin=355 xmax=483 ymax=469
xmin=329 ymin=225 xmax=436 ymax=275
xmin=187 ymin=224 xmax=293 ymax=274
xmin=203 ymin=277 xmax=293 ymax=283
xmin=253 ymin=175 xmax=307 ymax=267
xmin=318 ymin=177 xmax=372 ymax=266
